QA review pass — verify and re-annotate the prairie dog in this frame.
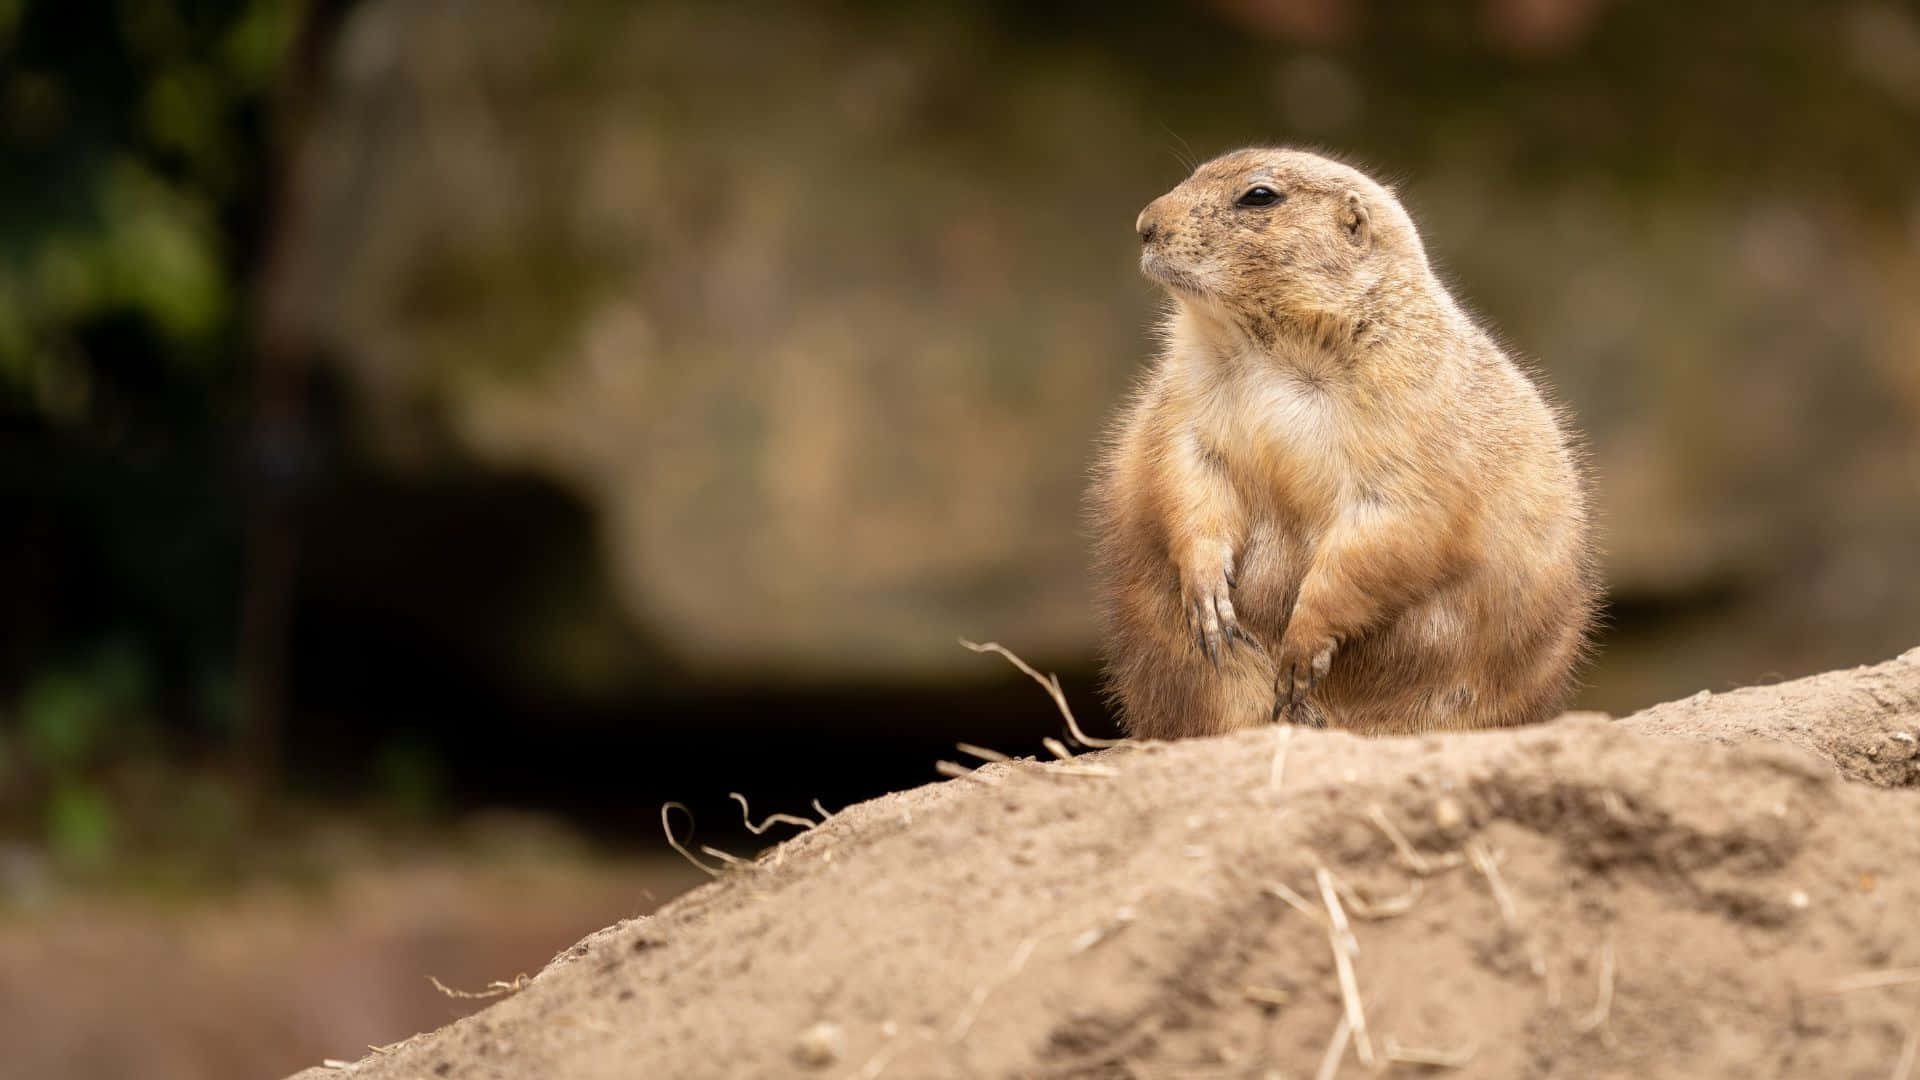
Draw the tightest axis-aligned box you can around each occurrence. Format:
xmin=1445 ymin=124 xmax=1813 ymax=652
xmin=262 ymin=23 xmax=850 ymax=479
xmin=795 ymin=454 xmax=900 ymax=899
xmin=1089 ymin=148 xmax=1598 ymax=738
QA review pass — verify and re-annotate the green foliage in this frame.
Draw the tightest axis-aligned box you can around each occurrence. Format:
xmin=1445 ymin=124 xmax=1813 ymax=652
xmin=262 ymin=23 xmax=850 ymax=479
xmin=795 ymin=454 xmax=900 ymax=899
xmin=11 ymin=643 xmax=155 ymax=868
xmin=0 ymin=1 xmax=290 ymax=863
xmin=44 ymin=778 xmax=116 ymax=870
xmin=224 ymin=1 xmax=300 ymax=91
xmin=1 ymin=1 xmax=301 ymax=856
xmin=20 ymin=641 xmax=152 ymax=771
xmin=95 ymin=161 xmax=227 ymax=344
xmin=0 ymin=0 xmax=291 ymax=420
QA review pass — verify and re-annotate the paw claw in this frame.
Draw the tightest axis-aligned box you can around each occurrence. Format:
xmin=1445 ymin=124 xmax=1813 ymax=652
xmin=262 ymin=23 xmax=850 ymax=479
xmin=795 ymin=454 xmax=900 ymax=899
xmin=1271 ymin=631 xmax=1339 ymax=724
xmin=1179 ymin=547 xmax=1245 ymax=667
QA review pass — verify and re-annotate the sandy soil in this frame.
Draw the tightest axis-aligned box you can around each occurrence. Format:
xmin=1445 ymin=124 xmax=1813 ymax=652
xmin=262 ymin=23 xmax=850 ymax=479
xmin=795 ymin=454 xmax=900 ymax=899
xmin=290 ymin=647 xmax=1920 ymax=1079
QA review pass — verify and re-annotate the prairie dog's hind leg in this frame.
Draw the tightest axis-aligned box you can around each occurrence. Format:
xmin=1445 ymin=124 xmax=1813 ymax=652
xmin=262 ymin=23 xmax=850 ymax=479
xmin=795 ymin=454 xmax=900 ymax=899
xmin=1106 ymin=561 xmax=1277 ymax=738
xmin=1115 ymin=648 xmax=1273 ymax=739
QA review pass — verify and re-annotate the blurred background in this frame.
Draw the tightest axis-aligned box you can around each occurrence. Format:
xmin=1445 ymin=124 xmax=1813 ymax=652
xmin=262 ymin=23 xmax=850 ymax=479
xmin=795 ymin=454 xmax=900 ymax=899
xmin=2 ymin=0 xmax=1918 ymax=1076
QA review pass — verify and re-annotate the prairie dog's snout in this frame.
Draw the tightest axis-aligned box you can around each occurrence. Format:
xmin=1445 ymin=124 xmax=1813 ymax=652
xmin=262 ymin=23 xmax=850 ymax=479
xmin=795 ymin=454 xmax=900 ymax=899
xmin=1135 ymin=200 xmax=1165 ymax=245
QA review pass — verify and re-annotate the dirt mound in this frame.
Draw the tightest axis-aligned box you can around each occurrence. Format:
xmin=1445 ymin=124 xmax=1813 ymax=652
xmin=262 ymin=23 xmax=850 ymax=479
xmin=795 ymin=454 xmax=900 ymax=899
xmin=291 ymin=648 xmax=1920 ymax=1079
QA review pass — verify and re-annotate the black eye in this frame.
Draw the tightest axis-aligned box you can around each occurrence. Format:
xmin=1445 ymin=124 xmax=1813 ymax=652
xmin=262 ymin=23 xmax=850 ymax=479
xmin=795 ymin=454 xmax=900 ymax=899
xmin=1236 ymin=186 xmax=1284 ymax=208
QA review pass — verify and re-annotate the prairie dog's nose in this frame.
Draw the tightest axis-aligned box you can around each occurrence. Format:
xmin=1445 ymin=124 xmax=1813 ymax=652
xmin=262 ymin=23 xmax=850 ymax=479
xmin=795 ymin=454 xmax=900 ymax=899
xmin=1136 ymin=200 xmax=1164 ymax=245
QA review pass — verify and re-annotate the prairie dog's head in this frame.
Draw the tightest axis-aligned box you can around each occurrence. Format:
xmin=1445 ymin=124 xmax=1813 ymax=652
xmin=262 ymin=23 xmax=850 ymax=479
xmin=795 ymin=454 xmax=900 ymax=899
xmin=1135 ymin=148 xmax=1425 ymax=332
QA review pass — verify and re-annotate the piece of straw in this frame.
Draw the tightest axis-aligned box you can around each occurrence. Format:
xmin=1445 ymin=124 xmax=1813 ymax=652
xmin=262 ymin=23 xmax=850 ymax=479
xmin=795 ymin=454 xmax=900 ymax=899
xmin=959 ymin=639 xmax=1124 ymax=748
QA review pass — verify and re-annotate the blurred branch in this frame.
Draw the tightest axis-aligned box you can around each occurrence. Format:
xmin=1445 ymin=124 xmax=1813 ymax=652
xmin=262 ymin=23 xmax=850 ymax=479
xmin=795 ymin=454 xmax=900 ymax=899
xmin=235 ymin=0 xmax=359 ymax=788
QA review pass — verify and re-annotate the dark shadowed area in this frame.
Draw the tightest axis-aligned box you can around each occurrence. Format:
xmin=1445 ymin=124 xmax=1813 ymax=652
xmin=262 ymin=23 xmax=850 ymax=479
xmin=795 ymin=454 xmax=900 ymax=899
xmin=1 ymin=1 xmax=1917 ymax=1076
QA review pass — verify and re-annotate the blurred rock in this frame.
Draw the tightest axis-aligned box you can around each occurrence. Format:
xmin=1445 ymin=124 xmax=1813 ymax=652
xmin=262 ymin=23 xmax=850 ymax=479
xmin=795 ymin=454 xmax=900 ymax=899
xmin=266 ymin=0 xmax=1920 ymax=710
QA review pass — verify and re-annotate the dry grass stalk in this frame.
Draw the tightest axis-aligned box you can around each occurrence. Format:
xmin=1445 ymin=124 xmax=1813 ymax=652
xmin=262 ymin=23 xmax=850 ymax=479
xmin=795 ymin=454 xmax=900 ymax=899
xmin=959 ymin=638 xmax=1124 ymax=748
xmin=1042 ymin=736 xmax=1076 ymax=761
xmin=1268 ymin=725 xmax=1294 ymax=791
xmin=948 ymin=936 xmax=1041 ymax=1042
xmin=1051 ymin=763 xmax=1120 ymax=779
xmin=699 ymin=845 xmax=753 ymax=869
xmin=955 ymin=742 xmax=1013 ymax=763
xmin=934 ymin=760 xmax=1000 ymax=785
xmin=1313 ymin=1014 xmax=1353 ymax=1080
xmin=1315 ymin=866 xmax=1374 ymax=1067
xmin=1333 ymin=873 xmax=1424 ymax=920
xmin=1266 ymin=880 xmax=1331 ymax=930
xmin=1467 ymin=839 xmax=1548 ymax=979
xmin=728 ymin=792 xmax=818 ymax=835
xmin=1465 ymin=840 xmax=1518 ymax=924
xmin=1819 ymin=967 xmax=1920 ymax=994
xmin=1243 ymin=985 xmax=1292 ymax=1006
xmin=1894 ymin=1017 xmax=1919 ymax=1080
xmin=1383 ymin=1037 xmax=1478 ymax=1068
xmin=1574 ymin=931 xmax=1617 ymax=1034
xmin=661 ymin=802 xmax=723 ymax=877
xmin=1070 ymin=907 xmax=1137 ymax=954
xmin=1367 ymin=804 xmax=1462 ymax=875
xmin=428 ymin=973 xmax=528 ymax=1000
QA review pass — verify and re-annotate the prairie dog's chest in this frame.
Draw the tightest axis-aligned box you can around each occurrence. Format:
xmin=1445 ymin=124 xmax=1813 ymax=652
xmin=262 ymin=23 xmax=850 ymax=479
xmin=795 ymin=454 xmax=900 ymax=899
xmin=1189 ymin=367 xmax=1346 ymax=482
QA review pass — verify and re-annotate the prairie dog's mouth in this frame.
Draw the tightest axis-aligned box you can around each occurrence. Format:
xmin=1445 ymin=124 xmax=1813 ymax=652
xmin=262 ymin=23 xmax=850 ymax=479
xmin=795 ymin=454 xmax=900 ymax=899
xmin=1139 ymin=251 xmax=1211 ymax=298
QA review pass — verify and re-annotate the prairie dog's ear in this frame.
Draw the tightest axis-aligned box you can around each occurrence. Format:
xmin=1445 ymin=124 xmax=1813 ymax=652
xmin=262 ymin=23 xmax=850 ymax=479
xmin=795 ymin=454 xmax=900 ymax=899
xmin=1341 ymin=190 xmax=1371 ymax=247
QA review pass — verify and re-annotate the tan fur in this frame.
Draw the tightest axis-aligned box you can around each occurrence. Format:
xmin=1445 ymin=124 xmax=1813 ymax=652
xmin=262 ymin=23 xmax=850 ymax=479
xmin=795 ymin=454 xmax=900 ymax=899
xmin=1089 ymin=148 xmax=1600 ymax=738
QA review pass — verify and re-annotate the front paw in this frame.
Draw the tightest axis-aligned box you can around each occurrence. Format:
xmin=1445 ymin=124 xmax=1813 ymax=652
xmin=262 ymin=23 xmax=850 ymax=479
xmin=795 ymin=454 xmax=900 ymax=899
xmin=1271 ymin=625 xmax=1338 ymax=724
xmin=1179 ymin=543 xmax=1255 ymax=666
